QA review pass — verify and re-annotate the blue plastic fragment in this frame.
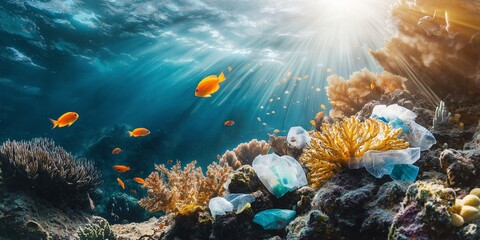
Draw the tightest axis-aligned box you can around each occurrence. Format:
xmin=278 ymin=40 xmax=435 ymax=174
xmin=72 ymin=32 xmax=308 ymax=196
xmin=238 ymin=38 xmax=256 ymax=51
xmin=390 ymin=164 xmax=419 ymax=182
xmin=253 ymin=209 xmax=296 ymax=230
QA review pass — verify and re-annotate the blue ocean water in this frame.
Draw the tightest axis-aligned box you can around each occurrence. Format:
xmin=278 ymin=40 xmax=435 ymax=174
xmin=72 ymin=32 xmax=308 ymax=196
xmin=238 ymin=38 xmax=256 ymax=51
xmin=0 ymin=0 xmax=393 ymax=170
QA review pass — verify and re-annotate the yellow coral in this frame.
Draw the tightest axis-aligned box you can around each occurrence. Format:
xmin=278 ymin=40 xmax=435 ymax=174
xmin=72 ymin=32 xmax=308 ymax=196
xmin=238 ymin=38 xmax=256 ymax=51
xmin=300 ymin=116 xmax=409 ymax=188
xmin=138 ymin=160 xmax=232 ymax=215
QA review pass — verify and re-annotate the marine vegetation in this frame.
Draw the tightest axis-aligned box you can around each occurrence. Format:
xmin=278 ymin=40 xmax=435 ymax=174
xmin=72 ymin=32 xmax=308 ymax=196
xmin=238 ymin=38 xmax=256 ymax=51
xmin=138 ymin=160 xmax=232 ymax=215
xmin=326 ymin=68 xmax=407 ymax=118
xmin=300 ymin=116 xmax=409 ymax=188
xmin=217 ymin=139 xmax=270 ymax=170
xmin=0 ymin=138 xmax=101 ymax=205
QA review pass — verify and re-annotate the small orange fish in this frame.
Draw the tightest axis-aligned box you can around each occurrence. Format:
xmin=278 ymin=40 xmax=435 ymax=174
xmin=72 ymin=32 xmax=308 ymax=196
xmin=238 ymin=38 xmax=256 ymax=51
xmin=310 ymin=120 xmax=316 ymax=126
xmin=134 ymin=177 xmax=145 ymax=184
xmin=273 ymin=129 xmax=280 ymax=133
xmin=308 ymin=130 xmax=314 ymax=135
xmin=112 ymin=147 xmax=122 ymax=154
xmin=321 ymin=104 xmax=326 ymax=110
xmin=167 ymin=159 xmax=173 ymax=164
xmin=49 ymin=112 xmax=79 ymax=129
xmin=325 ymin=68 xmax=332 ymax=73
xmin=370 ymin=82 xmax=375 ymax=90
xmin=113 ymin=165 xmax=131 ymax=173
xmin=224 ymin=120 xmax=235 ymax=126
xmin=195 ymin=72 xmax=226 ymax=97
xmin=117 ymin=177 xmax=125 ymax=189
xmin=129 ymin=128 xmax=150 ymax=137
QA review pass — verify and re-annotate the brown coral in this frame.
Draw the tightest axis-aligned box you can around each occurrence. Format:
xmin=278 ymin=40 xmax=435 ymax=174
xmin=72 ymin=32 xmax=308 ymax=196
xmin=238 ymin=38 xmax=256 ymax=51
xmin=0 ymin=138 xmax=101 ymax=204
xmin=300 ymin=117 xmax=409 ymax=188
xmin=326 ymin=68 xmax=406 ymax=118
xmin=268 ymin=135 xmax=303 ymax=159
xmin=217 ymin=139 xmax=270 ymax=170
xmin=138 ymin=160 xmax=232 ymax=215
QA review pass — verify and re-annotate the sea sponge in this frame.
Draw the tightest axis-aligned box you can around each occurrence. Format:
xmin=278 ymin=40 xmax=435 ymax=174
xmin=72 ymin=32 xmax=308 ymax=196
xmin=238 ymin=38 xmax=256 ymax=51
xmin=0 ymin=138 xmax=101 ymax=205
xmin=218 ymin=139 xmax=270 ymax=170
xmin=449 ymin=193 xmax=480 ymax=226
xmin=300 ymin=116 xmax=409 ymax=188
xmin=326 ymin=68 xmax=406 ymax=118
xmin=138 ymin=160 xmax=232 ymax=215
xmin=77 ymin=217 xmax=116 ymax=240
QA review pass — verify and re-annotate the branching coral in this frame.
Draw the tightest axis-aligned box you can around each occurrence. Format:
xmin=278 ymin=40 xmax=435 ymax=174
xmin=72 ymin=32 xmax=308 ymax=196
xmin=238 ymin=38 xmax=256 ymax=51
xmin=300 ymin=117 xmax=409 ymax=188
xmin=138 ymin=160 xmax=232 ymax=215
xmin=326 ymin=68 xmax=406 ymax=118
xmin=217 ymin=139 xmax=270 ymax=170
xmin=0 ymin=138 xmax=101 ymax=204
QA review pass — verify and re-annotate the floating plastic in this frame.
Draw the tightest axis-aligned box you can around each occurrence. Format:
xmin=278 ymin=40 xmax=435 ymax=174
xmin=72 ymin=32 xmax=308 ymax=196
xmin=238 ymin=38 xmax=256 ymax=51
xmin=252 ymin=153 xmax=307 ymax=198
xmin=225 ymin=194 xmax=255 ymax=214
xmin=350 ymin=148 xmax=421 ymax=182
xmin=287 ymin=126 xmax=310 ymax=149
xmin=253 ymin=209 xmax=296 ymax=230
xmin=209 ymin=197 xmax=233 ymax=218
xmin=371 ymin=104 xmax=436 ymax=151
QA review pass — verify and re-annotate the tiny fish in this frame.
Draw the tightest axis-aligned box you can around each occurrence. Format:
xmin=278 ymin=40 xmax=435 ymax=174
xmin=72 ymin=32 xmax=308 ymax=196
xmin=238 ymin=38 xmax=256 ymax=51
xmin=129 ymin=128 xmax=150 ymax=137
xmin=167 ymin=159 xmax=173 ymax=164
xmin=273 ymin=129 xmax=280 ymax=133
xmin=370 ymin=82 xmax=375 ymax=90
xmin=310 ymin=120 xmax=316 ymax=126
xmin=113 ymin=165 xmax=131 ymax=173
xmin=49 ymin=112 xmax=79 ymax=129
xmin=262 ymin=122 xmax=267 ymax=126
xmin=117 ymin=177 xmax=125 ymax=189
xmin=257 ymin=117 xmax=261 ymax=122
xmin=134 ymin=177 xmax=145 ymax=185
xmin=315 ymin=88 xmax=321 ymax=92
xmin=228 ymin=66 xmax=232 ymax=72
xmin=269 ymin=98 xmax=273 ymax=103
xmin=325 ymin=68 xmax=332 ymax=73
xmin=284 ymin=90 xmax=289 ymax=94
xmin=308 ymin=130 xmax=314 ymax=135
xmin=195 ymin=72 xmax=226 ymax=97
xmin=112 ymin=147 xmax=122 ymax=154
xmin=321 ymin=104 xmax=326 ymax=110
xmin=224 ymin=120 xmax=235 ymax=126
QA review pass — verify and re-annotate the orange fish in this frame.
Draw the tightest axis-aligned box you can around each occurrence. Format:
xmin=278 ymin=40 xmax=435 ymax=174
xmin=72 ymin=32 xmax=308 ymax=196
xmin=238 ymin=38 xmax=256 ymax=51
xmin=195 ymin=72 xmax=226 ymax=97
xmin=117 ymin=177 xmax=125 ymax=189
xmin=134 ymin=177 xmax=145 ymax=185
xmin=321 ymin=104 xmax=326 ymax=110
xmin=113 ymin=165 xmax=131 ymax=173
xmin=224 ymin=120 xmax=235 ymax=126
xmin=310 ymin=120 xmax=316 ymax=126
xmin=49 ymin=112 xmax=79 ymax=129
xmin=112 ymin=147 xmax=122 ymax=154
xmin=273 ymin=129 xmax=280 ymax=133
xmin=370 ymin=82 xmax=375 ymax=90
xmin=129 ymin=128 xmax=150 ymax=137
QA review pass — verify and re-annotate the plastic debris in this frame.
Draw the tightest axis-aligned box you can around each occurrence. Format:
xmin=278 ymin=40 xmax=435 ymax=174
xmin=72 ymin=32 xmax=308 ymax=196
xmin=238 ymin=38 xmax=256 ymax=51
xmin=253 ymin=209 xmax=296 ymax=230
xmin=287 ymin=126 xmax=311 ymax=149
xmin=371 ymin=104 xmax=436 ymax=151
xmin=350 ymin=148 xmax=421 ymax=182
xmin=225 ymin=194 xmax=255 ymax=214
xmin=209 ymin=197 xmax=233 ymax=218
xmin=252 ymin=153 xmax=307 ymax=198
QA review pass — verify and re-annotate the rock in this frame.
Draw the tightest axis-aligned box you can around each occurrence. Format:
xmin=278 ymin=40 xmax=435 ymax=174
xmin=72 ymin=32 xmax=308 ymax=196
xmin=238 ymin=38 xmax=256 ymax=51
xmin=253 ymin=209 xmax=296 ymax=230
xmin=111 ymin=217 xmax=162 ymax=240
xmin=439 ymin=149 xmax=480 ymax=188
xmin=252 ymin=154 xmax=307 ymax=198
xmin=286 ymin=210 xmax=330 ymax=239
xmin=0 ymin=187 xmax=91 ymax=240
xmin=457 ymin=222 xmax=480 ymax=240
xmin=389 ymin=181 xmax=456 ymax=239
xmin=228 ymin=165 xmax=265 ymax=194
xmin=268 ymin=135 xmax=303 ymax=159
xmin=102 ymin=192 xmax=152 ymax=224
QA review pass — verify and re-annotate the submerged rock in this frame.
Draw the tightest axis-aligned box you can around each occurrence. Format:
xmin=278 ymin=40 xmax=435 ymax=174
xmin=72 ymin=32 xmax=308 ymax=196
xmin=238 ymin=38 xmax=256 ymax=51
xmin=111 ymin=217 xmax=162 ymax=240
xmin=439 ymin=149 xmax=480 ymax=188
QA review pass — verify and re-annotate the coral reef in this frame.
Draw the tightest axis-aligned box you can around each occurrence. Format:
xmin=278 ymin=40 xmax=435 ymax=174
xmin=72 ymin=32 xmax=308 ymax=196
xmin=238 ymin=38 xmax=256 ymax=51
xmin=139 ymin=160 xmax=232 ymax=215
xmin=218 ymin=139 xmax=270 ymax=170
xmin=389 ymin=180 xmax=456 ymax=239
xmin=300 ymin=116 xmax=409 ymax=188
xmin=0 ymin=138 xmax=101 ymax=206
xmin=370 ymin=0 xmax=480 ymax=102
xmin=103 ymin=192 xmax=153 ymax=224
xmin=439 ymin=149 xmax=480 ymax=188
xmin=325 ymin=68 xmax=406 ymax=118
xmin=111 ymin=217 xmax=162 ymax=240
xmin=78 ymin=216 xmax=116 ymax=240
xmin=268 ymin=135 xmax=303 ymax=159
xmin=0 ymin=186 xmax=92 ymax=240
xmin=449 ymin=189 xmax=480 ymax=227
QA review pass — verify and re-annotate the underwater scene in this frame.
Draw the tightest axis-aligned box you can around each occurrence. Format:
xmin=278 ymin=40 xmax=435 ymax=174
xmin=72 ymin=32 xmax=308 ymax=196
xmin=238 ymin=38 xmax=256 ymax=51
xmin=1 ymin=0 xmax=480 ymax=239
